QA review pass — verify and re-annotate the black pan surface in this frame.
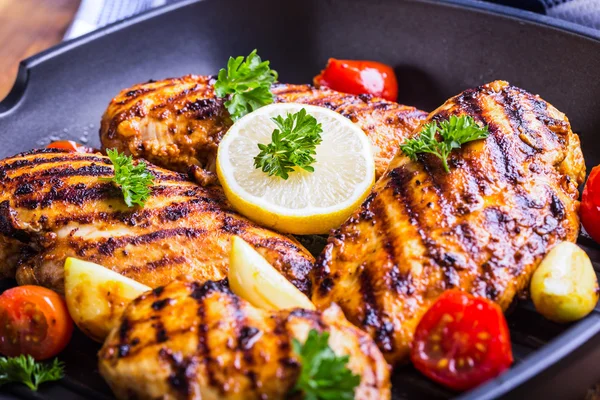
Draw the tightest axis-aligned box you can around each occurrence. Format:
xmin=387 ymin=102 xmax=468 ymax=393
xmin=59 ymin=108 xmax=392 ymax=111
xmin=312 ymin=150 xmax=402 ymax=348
xmin=1 ymin=0 xmax=600 ymax=399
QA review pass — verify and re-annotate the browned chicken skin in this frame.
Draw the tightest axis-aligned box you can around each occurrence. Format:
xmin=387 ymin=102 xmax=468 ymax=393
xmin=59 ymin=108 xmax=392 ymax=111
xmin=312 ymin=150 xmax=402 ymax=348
xmin=99 ymin=75 xmax=427 ymax=182
xmin=0 ymin=149 xmax=314 ymax=294
xmin=311 ymin=81 xmax=585 ymax=365
xmin=99 ymin=278 xmax=391 ymax=400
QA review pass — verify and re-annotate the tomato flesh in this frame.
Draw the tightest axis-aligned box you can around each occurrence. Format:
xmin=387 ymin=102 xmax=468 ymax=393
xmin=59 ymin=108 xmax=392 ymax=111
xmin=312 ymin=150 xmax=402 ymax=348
xmin=46 ymin=140 xmax=93 ymax=153
xmin=0 ymin=286 xmax=73 ymax=360
xmin=313 ymin=58 xmax=398 ymax=101
xmin=581 ymin=165 xmax=600 ymax=244
xmin=411 ymin=290 xmax=513 ymax=391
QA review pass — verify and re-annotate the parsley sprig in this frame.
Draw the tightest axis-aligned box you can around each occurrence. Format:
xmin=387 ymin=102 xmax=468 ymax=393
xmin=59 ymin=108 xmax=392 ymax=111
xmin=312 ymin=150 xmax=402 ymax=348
xmin=254 ymin=108 xmax=323 ymax=179
xmin=102 ymin=149 xmax=154 ymax=207
xmin=214 ymin=49 xmax=278 ymax=121
xmin=400 ymin=115 xmax=489 ymax=172
xmin=292 ymin=329 xmax=360 ymax=400
xmin=0 ymin=355 xmax=64 ymax=391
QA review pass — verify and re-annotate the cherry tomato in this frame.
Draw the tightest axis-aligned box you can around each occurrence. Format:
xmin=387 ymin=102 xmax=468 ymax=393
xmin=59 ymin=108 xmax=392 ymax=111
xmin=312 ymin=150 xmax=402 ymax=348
xmin=411 ymin=290 xmax=513 ymax=391
xmin=581 ymin=166 xmax=600 ymax=244
xmin=313 ymin=58 xmax=398 ymax=101
xmin=0 ymin=286 xmax=74 ymax=360
xmin=46 ymin=140 xmax=93 ymax=153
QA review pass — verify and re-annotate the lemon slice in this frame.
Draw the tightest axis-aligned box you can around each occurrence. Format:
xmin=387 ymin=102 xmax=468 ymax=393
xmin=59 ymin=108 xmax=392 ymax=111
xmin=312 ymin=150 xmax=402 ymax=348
xmin=217 ymin=103 xmax=375 ymax=234
xmin=64 ymin=257 xmax=151 ymax=342
xmin=228 ymin=236 xmax=315 ymax=310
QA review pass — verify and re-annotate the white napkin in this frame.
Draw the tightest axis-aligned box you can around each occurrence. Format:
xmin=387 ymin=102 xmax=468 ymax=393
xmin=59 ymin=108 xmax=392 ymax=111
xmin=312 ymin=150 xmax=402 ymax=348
xmin=64 ymin=0 xmax=172 ymax=39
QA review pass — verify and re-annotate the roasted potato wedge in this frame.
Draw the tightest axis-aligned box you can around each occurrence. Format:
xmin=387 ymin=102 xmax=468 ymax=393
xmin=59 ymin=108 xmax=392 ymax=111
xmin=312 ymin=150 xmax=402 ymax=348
xmin=531 ymin=242 xmax=599 ymax=323
xmin=64 ymin=257 xmax=151 ymax=342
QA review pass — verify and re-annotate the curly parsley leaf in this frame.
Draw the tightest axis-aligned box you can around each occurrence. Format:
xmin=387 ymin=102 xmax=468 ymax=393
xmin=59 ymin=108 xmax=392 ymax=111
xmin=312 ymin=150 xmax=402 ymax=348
xmin=214 ymin=49 xmax=278 ymax=121
xmin=291 ymin=329 xmax=361 ymax=400
xmin=400 ymin=115 xmax=489 ymax=172
xmin=0 ymin=355 xmax=64 ymax=391
xmin=253 ymin=108 xmax=323 ymax=179
xmin=102 ymin=149 xmax=154 ymax=207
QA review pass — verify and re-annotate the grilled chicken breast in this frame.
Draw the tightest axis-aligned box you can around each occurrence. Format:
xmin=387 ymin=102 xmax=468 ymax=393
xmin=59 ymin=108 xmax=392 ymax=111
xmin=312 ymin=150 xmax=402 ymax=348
xmin=0 ymin=149 xmax=314 ymax=294
xmin=99 ymin=278 xmax=390 ymax=400
xmin=311 ymin=81 xmax=586 ymax=365
xmin=99 ymin=75 xmax=427 ymax=182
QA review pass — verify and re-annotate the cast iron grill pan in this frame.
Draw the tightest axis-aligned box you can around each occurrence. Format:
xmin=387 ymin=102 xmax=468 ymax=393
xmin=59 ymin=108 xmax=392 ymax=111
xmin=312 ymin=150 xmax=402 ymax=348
xmin=1 ymin=0 xmax=600 ymax=398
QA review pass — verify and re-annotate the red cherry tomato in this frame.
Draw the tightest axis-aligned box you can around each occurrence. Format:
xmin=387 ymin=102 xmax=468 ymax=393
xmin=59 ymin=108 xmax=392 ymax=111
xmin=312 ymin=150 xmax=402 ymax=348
xmin=313 ymin=58 xmax=398 ymax=101
xmin=0 ymin=286 xmax=74 ymax=360
xmin=46 ymin=140 xmax=93 ymax=153
xmin=411 ymin=290 xmax=513 ymax=391
xmin=581 ymin=166 xmax=600 ymax=243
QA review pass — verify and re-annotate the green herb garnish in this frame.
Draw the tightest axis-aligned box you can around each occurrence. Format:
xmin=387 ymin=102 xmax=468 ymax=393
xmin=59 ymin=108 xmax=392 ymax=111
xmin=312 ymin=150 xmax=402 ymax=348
xmin=254 ymin=108 xmax=323 ymax=180
xmin=214 ymin=49 xmax=278 ymax=121
xmin=0 ymin=355 xmax=64 ymax=391
xmin=400 ymin=115 xmax=489 ymax=172
xmin=291 ymin=329 xmax=361 ymax=400
xmin=102 ymin=149 xmax=154 ymax=207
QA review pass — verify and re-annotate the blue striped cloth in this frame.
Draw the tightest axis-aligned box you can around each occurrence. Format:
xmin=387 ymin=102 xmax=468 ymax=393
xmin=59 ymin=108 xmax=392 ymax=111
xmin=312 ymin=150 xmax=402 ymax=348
xmin=492 ymin=0 xmax=600 ymax=29
xmin=65 ymin=0 xmax=600 ymax=40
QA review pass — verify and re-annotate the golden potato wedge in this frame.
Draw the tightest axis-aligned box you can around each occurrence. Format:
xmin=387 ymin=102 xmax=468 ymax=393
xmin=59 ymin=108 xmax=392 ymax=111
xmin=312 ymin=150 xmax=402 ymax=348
xmin=531 ymin=242 xmax=599 ymax=323
xmin=228 ymin=236 xmax=315 ymax=311
xmin=64 ymin=257 xmax=150 ymax=342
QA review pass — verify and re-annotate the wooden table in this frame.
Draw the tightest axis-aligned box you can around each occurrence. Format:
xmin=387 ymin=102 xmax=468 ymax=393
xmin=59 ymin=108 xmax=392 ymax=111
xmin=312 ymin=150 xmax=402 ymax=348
xmin=0 ymin=0 xmax=80 ymax=100
xmin=0 ymin=0 xmax=599 ymax=398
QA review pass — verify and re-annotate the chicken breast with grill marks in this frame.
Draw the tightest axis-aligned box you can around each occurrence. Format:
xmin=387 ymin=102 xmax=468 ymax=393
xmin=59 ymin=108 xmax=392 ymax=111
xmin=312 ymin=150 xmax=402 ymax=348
xmin=311 ymin=81 xmax=586 ymax=365
xmin=0 ymin=149 xmax=314 ymax=294
xmin=99 ymin=278 xmax=391 ymax=400
xmin=99 ymin=75 xmax=427 ymax=183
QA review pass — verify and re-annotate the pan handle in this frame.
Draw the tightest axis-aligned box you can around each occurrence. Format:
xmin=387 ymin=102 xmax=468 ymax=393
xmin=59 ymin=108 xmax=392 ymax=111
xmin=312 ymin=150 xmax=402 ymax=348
xmin=0 ymin=64 xmax=28 ymax=116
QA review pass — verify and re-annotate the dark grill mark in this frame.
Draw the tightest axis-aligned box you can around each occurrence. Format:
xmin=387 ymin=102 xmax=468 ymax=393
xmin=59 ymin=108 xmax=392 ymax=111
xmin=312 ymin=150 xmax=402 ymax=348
xmin=288 ymin=308 xmax=324 ymax=328
xmin=15 ymin=182 xmax=121 ymax=209
xmin=155 ymin=322 xmax=169 ymax=343
xmin=550 ymin=192 xmax=565 ymax=220
xmin=52 ymin=193 xmax=224 ymax=228
xmin=152 ymin=298 xmax=172 ymax=311
xmin=0 ymin=153 xmax=110 ymax=173
xmin=314 ymin=243 xmax=334 ymax=297
xmin=11 ymin=165 xmax=113 ymax=184
xmin=359 ymin=264 xmax=394 ymax=353
xmin=221 ymin=215 xmax=245 ymax=234
xmin=501 ymin=87 xmax=545 ymax=154
xmin=122 ymin=87 xmax=157 ymax=102
xmin=91 ymin=228 xmax=207 ymax=256
xmin=159 ymin=348 xmax=197 ymax=396
xmin=272 ymin=312 xmax=299 ymax=375
xmin=144 ymin=256 xmax=187 ymax=272
xmin=238 ymin=326 xmax=261 ymax=351
xmin=178 ymin=98 xmax=223 ymax=121
xmin=189 ymin=279 xmax=230 ymax=300
xmin=192 ymin=283 xmax=219 ymax=391
xmin=117 ymin=318 xmax=131 ymax=358
xmin=0 ymin=201 xmax=27 ymax=241
xmin=161 ymin=203 xmax=191 ymax=222
xmin=118 ymin=344 xmax=130 ymax=358
xmin=14 ymin=184 xmax=34 ymax=196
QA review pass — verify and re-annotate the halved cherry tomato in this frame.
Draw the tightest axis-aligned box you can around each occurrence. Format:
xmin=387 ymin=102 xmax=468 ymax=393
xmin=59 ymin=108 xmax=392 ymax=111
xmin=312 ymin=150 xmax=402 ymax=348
xmin=46 ymin=140 xmax=93 ymax=153
xmin=581 ymin=165 xmax=600 ymax=244
xmin=411 ymin=290 xmax=513 ymax=391
xmin=313 ymin=58 xmax=398 ymax=101
xmin=0 ymin=286 xmax=74 ymax=360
